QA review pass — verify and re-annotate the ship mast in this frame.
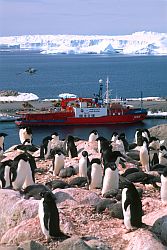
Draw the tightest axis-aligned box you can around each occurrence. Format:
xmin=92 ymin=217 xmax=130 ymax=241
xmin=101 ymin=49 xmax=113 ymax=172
xmin=106 ymin=77 xmax=110 ymax=105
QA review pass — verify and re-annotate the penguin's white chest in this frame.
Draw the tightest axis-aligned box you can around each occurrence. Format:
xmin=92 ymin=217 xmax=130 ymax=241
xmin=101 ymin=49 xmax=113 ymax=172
xmin=89 ymin=164 xmax=102 ymax=189
xmin=79 ymin=157 xmax=87 ymax=177
xmin=53 ymin=155 xmax=64 ymax=176
xmin=12 ymin=160 xmax=34 ymax=190
xmin=140 ymin=146 xmax=149 ymax=172
xmin=102 ymin=168 xmax=119 ymax=196
xmin=4 ymin=165 xmax=11 ymax=188
xmin=161 ymin=175 xmax=167 ymax=203
xmin=122 ymin=188 xmax=132 ymax=229
xmin=89 ymin=134 xmax=98 ymax=142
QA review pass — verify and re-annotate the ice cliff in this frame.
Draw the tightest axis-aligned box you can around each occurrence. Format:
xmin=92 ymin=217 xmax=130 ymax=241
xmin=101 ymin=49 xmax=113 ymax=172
xmin=0 ymin=31 xmax=166 ymax=55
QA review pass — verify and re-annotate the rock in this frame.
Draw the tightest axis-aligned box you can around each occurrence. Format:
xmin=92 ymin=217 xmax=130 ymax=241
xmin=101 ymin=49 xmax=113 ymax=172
xmin=0 ymin=245 xmax=18 ymax=250
xmin=149 ymin=124 xmax=167 ymax=144
xmin=53 ymin=188 xmax=101 ymax=207
xmin=85 ymin=239 xmax=112 ymax=249
xmin=55 ymin=236 xmax=92 ymax=250
xmin=0 ymin=217 xmax=43 ymax=245
xmin=18 ymin=240 xmax=48 ymax=250
xmin=142 ymin=201 xmax=167 ymax=226
xmin=94 ymin=199 xmax=116 ymax=213
xmin=152 ymin=215 xmax=167 ymax=246
xmin=0 ymin=189 xmax=38 ymax=239
xmin=124 ymin=229 xmax=166 ymax=250
xmin=109 ymin=202 xmax=124 ymax=219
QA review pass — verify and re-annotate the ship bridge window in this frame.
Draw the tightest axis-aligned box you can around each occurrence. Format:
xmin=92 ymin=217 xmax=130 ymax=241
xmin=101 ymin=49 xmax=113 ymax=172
xmin=79 ymin=114 xmax=83 ymax=117
xmin=84 ymin=114 xmax=87 ymax=117
xmin=91 ymin=114 xmax=95 ymax=117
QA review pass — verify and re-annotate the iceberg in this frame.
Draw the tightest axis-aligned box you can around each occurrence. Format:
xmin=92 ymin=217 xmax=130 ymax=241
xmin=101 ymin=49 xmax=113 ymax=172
xmin=0 ymin=92 xmax=39 ymax=102
xmin=0 ymin=31 xmax=167 ymax=55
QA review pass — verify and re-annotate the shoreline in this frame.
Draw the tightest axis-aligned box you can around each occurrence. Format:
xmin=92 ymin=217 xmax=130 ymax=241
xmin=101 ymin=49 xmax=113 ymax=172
xmin=0 ymin=99 xmax=167 ymax=119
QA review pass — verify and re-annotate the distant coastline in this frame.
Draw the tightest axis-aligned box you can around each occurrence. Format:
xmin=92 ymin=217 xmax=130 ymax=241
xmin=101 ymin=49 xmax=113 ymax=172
xmin=0 ymin=91 xmax=167 ymax=120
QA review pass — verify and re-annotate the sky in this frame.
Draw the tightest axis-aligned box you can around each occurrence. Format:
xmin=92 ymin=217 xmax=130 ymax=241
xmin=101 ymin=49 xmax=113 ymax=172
xmin=0 ymin=0 xmax=166 ymax=37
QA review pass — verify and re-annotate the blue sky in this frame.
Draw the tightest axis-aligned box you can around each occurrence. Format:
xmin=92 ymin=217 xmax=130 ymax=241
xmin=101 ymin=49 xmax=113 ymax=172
xmin=0 ymin=0 xmax=166 ymax=36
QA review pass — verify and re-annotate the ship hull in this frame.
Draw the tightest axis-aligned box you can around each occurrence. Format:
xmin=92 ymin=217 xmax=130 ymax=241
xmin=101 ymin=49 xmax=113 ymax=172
xmin=15 ymin=110 xmax=147 ymax=127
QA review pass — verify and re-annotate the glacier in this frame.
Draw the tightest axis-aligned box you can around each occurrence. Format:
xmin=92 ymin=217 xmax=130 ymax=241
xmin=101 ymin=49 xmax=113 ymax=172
xmin=0 ymin=31 xmax=167 ymax=55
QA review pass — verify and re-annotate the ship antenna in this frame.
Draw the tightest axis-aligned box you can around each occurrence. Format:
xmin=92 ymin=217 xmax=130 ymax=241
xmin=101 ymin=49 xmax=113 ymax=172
xmin=106 ymin=77 xmax=110 ymax=105
xmin=140 ymin=91 xmax=143 ymax=109
xmin=98 ymin=79 xmax=103 ymax=101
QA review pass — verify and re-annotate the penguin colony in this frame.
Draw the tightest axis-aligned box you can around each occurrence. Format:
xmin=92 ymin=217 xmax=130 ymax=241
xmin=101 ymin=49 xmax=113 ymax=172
xmin=0 ymin=126 xmax=167 ymax=241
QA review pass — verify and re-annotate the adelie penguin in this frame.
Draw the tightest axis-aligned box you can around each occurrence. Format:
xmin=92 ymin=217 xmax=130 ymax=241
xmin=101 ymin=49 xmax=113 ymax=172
xmin=79 ymin=150 xmax=90 ymax=177
xmin=66 ymin=135 xmax=78 ymax=159
xmin=0 ymin=133 xmax=8 ymax=156
xmin=19 ymin=127 xmax=32 ymax=144
xmin=0 ymin=159 xmax=13 ymax=188
xmin=11 ymin=152 xmax=36 ymax=190
xmin=38 ymin=191 xmax=69 ymax=241
xmin=88 ymin=130 xmax=99 ymax=142
xmin=101 ymin=162 xmax=119 ymax=197
xmin=160 ymin=167 xmax=167 ymax=204
xmin=139 ymin=138 xmax=150 ymax=172
xmin=121 ymin=180 xmax=142 ymax=230
xmin=52 ymin=149 xmax=64 ymax=176
xmin=40 ymin=136 xmax=52 ymax=160
xmin=89 ymin=158 xmax=103 ymax=190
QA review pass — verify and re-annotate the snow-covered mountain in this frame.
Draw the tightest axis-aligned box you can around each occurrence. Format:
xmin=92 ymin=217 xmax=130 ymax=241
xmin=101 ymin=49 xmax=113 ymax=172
xmin=0 ymin=31 xmax=167 ymax=55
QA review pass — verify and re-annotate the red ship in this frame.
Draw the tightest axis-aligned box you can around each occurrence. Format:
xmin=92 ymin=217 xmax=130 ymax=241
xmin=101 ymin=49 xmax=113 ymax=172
xmin=15 ymin=78 xmax=147 ymax=127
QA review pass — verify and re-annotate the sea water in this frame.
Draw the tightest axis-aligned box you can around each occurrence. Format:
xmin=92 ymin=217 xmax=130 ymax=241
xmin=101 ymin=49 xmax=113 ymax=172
xmin=0 ymin=52 xmax=167 ymax=148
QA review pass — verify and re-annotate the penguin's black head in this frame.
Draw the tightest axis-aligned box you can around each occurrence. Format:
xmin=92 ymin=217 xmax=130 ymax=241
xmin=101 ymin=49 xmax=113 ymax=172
xmin=82 ymin=151 xmax=88 ymax=157
xmin=51 ymin=132 xmax=59 ymax=137
xmin=105 ymin=162 xmax=117 ymax=171
xmin=119 ymin=175 xmax=134 ymax=189
xmin=0 ymin=133 xmax=8 ymax=137
xmin=90 ymin=130 xmax=98 ymax=135
xmin=26 ymin=127 xmax=32 ymax=135
xmin=119 ymin=133 xmax=126 ymax=140
xmin=96 ymin=136 xmax=107 ymax=142
xmin=23 ymin=139 xmax=31 ymax=145
xmin=55 ymin=149 xmax=63 ymax=156
xmin=42 ymin=136 xmax=52 ymax=144
xmin=160 ymin=145 xmax=167 ymax=152
xmin=40 ymin=190 xmax=56 ymax=201
xmin=163 ymin=167 xmax=167 ymax=177
xmin=90 ymin=158 xmax=101 ymax=165
xmin=67 ymin=135 xmax=75 ymax=142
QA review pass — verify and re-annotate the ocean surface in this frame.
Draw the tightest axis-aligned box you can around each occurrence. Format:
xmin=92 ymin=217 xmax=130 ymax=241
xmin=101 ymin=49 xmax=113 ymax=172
xmin=0 ymin=51 xmax=167 ymax=149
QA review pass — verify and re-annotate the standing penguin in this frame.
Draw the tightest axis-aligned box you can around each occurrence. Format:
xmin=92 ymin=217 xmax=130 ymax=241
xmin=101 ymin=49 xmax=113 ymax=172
xmin=0 ymin=133 xmax=8 ymax=155
xmin=11 ymin=153 xmax=35 ymax=190
xmin=51 ymin=132 xmax=60 ymax=149
xmin=66 ymin=135 xmax=78 ymax=159
xmin=121 ymin=181 xmax=142 ymax=229
xmin=40 ymin=136 xmax=52 ymax=160
xmin=96 ymin=136 xmax=108 ymax=154
xmin=101 ymin=163 xmax=119 ymax=197
xmin=79 ymin=150 xmax=90 ymax=177
xmin=139 ymin=138 xmax=150 ymax=172
xmin=88 ymin=130 xmax=99 ymax=142
xmin=19 ymin=127 xmax=32 ymax=144
xmin=135 ymin=129 xmax=143 ymax=147
xmin=160 ymin=167 xmax=167 ymax=203
xmin=89 ymin=158 xmax=103 ymax=190
xmin=0 ymin=160 xmax=13 ymax=188
xmin=38 ymin=191 xmax=69 ymax=240
xmin=159 ymin=145 xmax=167 ymax=166
xmin=52 ymin=149 xmax=64 ymax=176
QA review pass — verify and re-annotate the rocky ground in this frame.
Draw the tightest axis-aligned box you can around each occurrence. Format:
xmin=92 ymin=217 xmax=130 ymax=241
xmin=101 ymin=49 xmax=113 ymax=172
xmin=0 ymin=124 xmax=167 ymax=250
